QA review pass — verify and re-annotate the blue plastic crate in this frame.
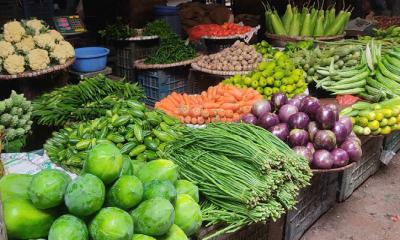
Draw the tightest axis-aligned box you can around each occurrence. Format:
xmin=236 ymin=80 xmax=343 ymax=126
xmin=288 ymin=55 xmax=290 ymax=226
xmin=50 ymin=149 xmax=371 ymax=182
xmin=137 ymin=67 xmax=192 ymax=106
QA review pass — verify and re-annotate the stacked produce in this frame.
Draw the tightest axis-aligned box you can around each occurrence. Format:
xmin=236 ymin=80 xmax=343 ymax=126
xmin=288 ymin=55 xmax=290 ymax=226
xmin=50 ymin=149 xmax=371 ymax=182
xmin=265 ymin=4 xmax=350 ymax=37
xmin=194 ymin=40 xmax=262 ymax=72
xmin=144 ymin=34 xmax=196 ymax=64
xmin=253 ymin=40 xmax=279 ymax=59
xmin=341 ymin=98 xmax=400 ymax=135
xmin=0 ymin=90 xmax=33 ymax=152
xmin=223 ymin=52 xmax=307 ymax=99
xmin=45 ymin=100 xmax=182 ymax=173
xmin=155 ymin=83 xmax=262 ymax=124
xmin=164 ymin=123 xmax=311 ymax=239
xmin=0 ymin=19 xmax=75 ymax=74
xmin=373 ymin=26 xmax=400 ymax=39
xmin=288 ymin=44 xmax=362 ymax=83
xmin=1 ymin=141 xmax=201 ymax=239
xmin=189 ymin=23 xmax=252 ymax=41
xmin=314 ymin=41 xmax=400 ymax=102
xmin=33 ymin=74 xmax=144 ymax=126
xmin=242 ymin=93 xmax=362 ymax=169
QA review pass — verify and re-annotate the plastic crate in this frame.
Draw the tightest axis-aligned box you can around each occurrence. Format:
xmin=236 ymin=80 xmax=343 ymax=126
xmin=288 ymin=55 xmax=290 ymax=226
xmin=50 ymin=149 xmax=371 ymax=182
xmin=381 ymin=131 xmax=400 ymax=164
xmin=22 ymin=0 xmax=54 ymax=26
xmin=188 ymin=69 xmax=228 ymax=94
xmin=284 ymin=172 xmax=338 ymax=240
xmin=197 ymin=219 xmax=284 ymax=240
xmin=137 ymin=66 xmax=192 ymax=106
xmin=114 ymin=66 xmax=136 ymax=82
xmin=337 ymin=136 xmax=384 ymax=202
xmin=114 ymin=39 xmax=160 ymax=69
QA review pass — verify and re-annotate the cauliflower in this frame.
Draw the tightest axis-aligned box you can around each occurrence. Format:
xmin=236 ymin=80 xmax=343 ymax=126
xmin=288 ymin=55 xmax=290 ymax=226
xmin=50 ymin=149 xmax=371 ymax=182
xmin=51 ymin=44 xmax=67 ymax=64
xmin=3 ymin=21 xmax=26 ymax=43
xmin=27 ymin=48 xmax=50 ymax=71
xmin=34 ymin=33 xmax=55 ymax=50
xmin=15 ymin=36 xmax=35 ymax=52
xmin=25 ymin=19 xmax=44 ymax=35
xmin=58 ymin=41 xmax=75 ymax=58
xmin=0 ymin=41 xmax=15 ymax=58
xmin=48 ymin=30 xmax=64 ymax=42
xmin=3 ymin=54 xmax=25 ymax=74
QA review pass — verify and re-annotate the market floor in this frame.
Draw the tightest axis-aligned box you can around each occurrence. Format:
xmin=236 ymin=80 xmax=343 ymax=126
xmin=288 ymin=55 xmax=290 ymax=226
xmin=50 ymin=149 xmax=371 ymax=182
xmin=302 ymin=154 xmax=400 ymax=240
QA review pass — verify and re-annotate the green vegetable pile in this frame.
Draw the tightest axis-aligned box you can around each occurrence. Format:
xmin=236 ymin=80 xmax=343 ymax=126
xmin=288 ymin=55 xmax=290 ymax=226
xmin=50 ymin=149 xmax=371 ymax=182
xmin=44 ymin=99 xmax=182 ymax=173
xmin=223 ymin=52 xmax=307 ymax=99
xmin=144 ymin=35 xmax=197 ymax=65
xmin=253 ymin=40 xmax=278 ymax=59
xmin=142 ymin=20 xmax=174 ymax=39
xmin=373 ymin=26 xmax=400 ymax=39
xmin=265 ymin=4 xmax=351 ymax=37
xmin=1 ymin=143 xmax=201 ymax=240
xmin=288 ymin=44 xmax=362 ymax=83
xmin=0 ymin=90 xmax=33 ymax=152
xmin=32 ymin=74 xmax=144 ymax=126
xmin=341 ymin=98 xmax=400 ymax=136
xmin=99 ymin=18 xmax=138 ymax=40
xmin=164 ymin=123 xmax=312 ymax=239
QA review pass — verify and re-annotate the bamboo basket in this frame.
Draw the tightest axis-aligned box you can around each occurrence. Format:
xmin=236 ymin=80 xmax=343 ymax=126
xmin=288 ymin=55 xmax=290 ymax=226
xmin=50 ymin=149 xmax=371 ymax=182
xmin=265 ymin=33 xmax=345 ymax=47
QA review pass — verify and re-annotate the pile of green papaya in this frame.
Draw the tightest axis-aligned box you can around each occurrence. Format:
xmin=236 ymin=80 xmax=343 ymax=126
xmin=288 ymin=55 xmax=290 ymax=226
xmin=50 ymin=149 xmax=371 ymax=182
xmin=0 ymin=141 xmax=202 ymax=240
xmin=44 ymin=99 xmax=183 ymax=173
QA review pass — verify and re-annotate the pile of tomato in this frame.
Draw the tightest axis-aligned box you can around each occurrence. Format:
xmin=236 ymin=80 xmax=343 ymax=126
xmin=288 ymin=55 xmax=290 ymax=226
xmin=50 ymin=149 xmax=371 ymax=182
xmin=189 ymin=23 xmax=252 ymax=41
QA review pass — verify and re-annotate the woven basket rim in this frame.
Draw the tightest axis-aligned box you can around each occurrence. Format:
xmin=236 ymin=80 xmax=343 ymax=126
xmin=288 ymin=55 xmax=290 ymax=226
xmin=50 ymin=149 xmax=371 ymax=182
xmin=312 ymin=161 xmax=356 ymax=174
xmin=201 ymin=34 xmax=247 ymax=40
xmin=191 ymin=62 xmax=253 ymax=76
xmin=134 ymin=57 xmax=200 ymax=69
xmin=117 ymin=35 xmax=159 ymax=42
xmin=265 ymin=32 xmax=345 ymax=41
xmin=0 ymin=58 xmax=75 ymax=80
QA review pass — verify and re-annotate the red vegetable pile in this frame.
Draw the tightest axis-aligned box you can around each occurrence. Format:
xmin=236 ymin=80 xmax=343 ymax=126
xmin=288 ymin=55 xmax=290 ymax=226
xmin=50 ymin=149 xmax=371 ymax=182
xmin=242 ymin=93 xmax=363 ymax=169
xmin=189 ymin=23 xmax=252 ymax=41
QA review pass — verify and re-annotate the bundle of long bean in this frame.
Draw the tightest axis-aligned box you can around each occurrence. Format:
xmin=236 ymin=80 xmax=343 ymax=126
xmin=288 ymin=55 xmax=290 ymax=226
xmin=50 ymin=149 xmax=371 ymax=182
xmin=164 ymin=123 xmax=311 ymax=239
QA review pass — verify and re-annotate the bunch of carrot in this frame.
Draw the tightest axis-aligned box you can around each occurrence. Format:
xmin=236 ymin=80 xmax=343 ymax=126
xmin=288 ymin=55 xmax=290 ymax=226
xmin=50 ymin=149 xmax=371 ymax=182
xmin=155 ymin=83 xmax=263 ymax=125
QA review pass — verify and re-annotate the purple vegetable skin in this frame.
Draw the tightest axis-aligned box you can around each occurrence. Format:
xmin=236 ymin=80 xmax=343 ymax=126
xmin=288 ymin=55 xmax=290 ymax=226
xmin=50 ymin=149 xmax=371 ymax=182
xmin=312 ymin=150 xmax=334 ymax=169
xmin=341 ymin=140 xmax=362 ymax=161
xmin=268 ymin=123 xmax=290 ymax=141
xmin=278 ymin=104 xmax=298 ymax=123
xmin=293 ymin=146 xmax=313 ymax=162
xmin=287 ymin=98 xmax=302 ymax=108
xmin=241 ymin=113 xmax=257 ymax=125
xmin=315 ymin=106 xmax=336 ymax=129
xmin=271 ymin=93 xmax=288 ymax=110
xmin=252 ymin=100 xmax=272 ymax=118
xmin=257 ymin=112 xmax=280 ymax=129
xmin=300 ymin=96 xmax=321 ymax=119
xmin=306 ymin=142 xmax=315 ymax=154
xmin=325 ymin=103 xmax=339 ymax=120
xmin=288 ymin=112 xmax=310 ymax=129
xmin=331 ymin=148 xmax=350 ymax=168
xmin=338 ymin=116 xmax=353 ymax=136
xmin=308 ymin=121 xmax=318 ymax=141
xmin=288 ymin=129 xmax=309 ymax=147
xmin=314 ymin=130 xmax=337 ymax=150
xmin=333 ymin=122 xmax=349 ymax=144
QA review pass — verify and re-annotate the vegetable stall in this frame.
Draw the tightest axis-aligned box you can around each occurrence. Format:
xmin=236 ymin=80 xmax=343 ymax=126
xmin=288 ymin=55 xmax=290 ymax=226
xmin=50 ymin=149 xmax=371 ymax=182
xmin=0 ymin=3 xmax=399 ymax=240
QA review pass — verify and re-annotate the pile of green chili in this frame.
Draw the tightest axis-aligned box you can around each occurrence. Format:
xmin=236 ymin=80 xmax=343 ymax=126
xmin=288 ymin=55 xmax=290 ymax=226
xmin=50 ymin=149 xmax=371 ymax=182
xmin=164 ymin=123 xmax=312 ymax=240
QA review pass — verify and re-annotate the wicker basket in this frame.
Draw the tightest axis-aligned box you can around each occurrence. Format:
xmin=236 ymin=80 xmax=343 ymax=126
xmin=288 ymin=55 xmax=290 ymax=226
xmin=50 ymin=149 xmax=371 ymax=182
xmin=265 ymin=33 xmax=345 ymax=47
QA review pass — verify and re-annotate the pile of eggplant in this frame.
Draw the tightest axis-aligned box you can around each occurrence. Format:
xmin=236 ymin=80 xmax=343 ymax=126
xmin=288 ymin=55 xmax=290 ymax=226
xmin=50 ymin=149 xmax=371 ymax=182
xmin=242 ymin=93 xmax=362 ymax=169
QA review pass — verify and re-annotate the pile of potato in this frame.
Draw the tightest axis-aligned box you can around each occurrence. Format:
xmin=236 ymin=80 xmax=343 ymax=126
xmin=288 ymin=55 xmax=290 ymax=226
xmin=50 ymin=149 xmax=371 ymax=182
xmin=196 ymin=41 xmax=262 ymax=71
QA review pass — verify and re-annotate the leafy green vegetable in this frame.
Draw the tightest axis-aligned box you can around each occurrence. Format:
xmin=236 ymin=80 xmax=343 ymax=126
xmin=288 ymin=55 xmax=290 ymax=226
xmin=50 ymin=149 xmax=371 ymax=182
xmin=98 ymin=18 xmax=137 ymax=39
xmin=143 ymin=20 xmax=174 ymax=39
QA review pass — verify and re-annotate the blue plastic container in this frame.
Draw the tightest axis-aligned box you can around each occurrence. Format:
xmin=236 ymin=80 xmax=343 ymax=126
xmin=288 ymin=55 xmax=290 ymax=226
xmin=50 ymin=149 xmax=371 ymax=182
xmin=72 ymin=47 xmax=110 ymax=72
xmin=154 ymin=5 xmax=182 ymax=36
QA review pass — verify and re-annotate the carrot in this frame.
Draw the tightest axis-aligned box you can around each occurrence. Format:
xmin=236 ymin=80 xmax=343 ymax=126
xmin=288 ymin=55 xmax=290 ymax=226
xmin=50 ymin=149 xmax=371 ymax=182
xmin=209 ymin=109 xmax=218 ymax=117
xmin=179 ymin=105 xmax=189 ymax=116
xmin=204 ymin=102 xmax=220 ymax=109
xmin=179 ymin=116 xmax=185 ymax=122
xmin=225 ymin=109 xmax=233 ymax=118
xmin=183 ymin=93 xmax=190 ymax=105
xmin=191 ymin=117 xmax=198 ymax=125
xmin=217 ymin=109 xmax=225 ymax=117
xmin=219 ymin=95 xmax=236 ymax=103
xmin=240 ymin=105 xmax=252 ymax=114
xmin=205 ymin=118 xmax=211 ymax=124
xmin=197 ymin=116 xmax=205 ymax=125
xmin=220 ymin=117 xmax=227 ymax=122
xmin=226 ymin=117 xmax=233 ymax=122
xmin=201 ymin=109 xmax=210 ymax=118
xmin=220 ymin=103 xmax=240 ymax=111
xmin=184 ymin=116 xmax=191 ymax=124
xmin=189 ymin=106 xmax=202 ymax=117
xmin=201 ymin=91 xmax=208 ymax=102
xmin=233 ymin=113 xmax=240 ymax=121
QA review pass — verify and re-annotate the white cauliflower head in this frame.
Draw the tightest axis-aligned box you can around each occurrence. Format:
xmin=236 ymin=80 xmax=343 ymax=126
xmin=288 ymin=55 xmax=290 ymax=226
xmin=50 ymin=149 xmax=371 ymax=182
xmin=3 ymin=21 xmax=26 ymax=43
xmin=34 ymin=33 xmax=56 ymax=50
xmin=15 ymin=36 xmax=35 ymax=52
xmin=58 ymin=41 xmax=75 ymax=58
xmin=3 ymin=54 xmax=25 ymax=74
xmin=51 ymin=44 xmax=69 ymax=64
xmin=27 ymin=48 xmax=50 ymax=70
xmin=25 ymin=19 xmax=45 ymax=35
xmin=48 ymin=30 xmax=64 ymax=42
xmin=0 ymin=41 xmax=15 ymax=58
